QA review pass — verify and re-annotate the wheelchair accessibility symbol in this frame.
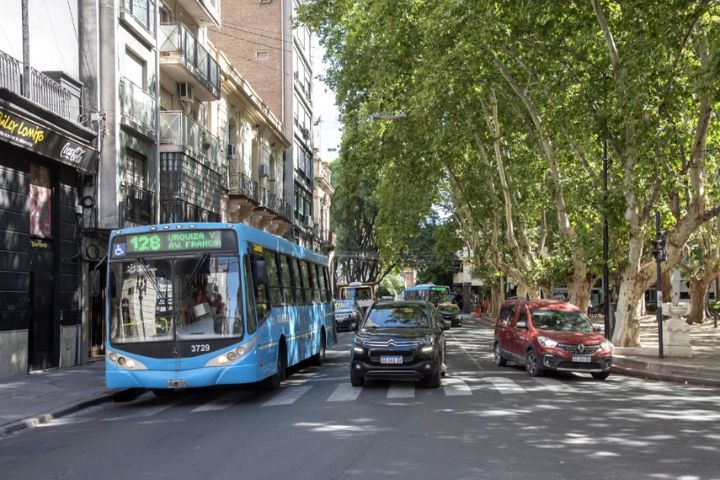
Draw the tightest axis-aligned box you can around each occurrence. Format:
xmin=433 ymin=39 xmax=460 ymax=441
xmin=114 ymin=243 xmax=126 ymax=256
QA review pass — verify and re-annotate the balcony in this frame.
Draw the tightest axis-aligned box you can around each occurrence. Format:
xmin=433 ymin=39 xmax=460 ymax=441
xmin=228 ymin=172 xmax=292 ymax=225
xmin=120 ymin=78 xmax=155 ymax=138
xmin=121 ymin=182 xmax=155 ymax=225
xmin=120 ymin=0 xmax=156 ymax=35
xmin=175 ymin=0 xmax=220 ymax=28
xmin=0 ymin=50 xmax=80 ymax=123
xmin=160 ymin=110 xmax=220 ymax=165
xmin=159 ymin=23 xmax=220 ymax=101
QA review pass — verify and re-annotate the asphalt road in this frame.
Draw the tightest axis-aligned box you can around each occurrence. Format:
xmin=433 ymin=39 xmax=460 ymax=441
xmin=1 ymin=325 xmax=719 ymax=480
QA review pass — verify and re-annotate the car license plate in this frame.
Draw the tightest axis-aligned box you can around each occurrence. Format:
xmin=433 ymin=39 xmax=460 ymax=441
xmin=167 ymin=380 xmax=186 ymax=388
xmin=572 ymin=356 xmax=591 ymax=363
xmin=381 ymin=356 xmax=403 ymax=364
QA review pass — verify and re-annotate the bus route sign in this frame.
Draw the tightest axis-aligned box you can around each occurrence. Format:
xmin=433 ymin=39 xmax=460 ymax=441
xmin=111 ymin=229 xmax=236 ymax=257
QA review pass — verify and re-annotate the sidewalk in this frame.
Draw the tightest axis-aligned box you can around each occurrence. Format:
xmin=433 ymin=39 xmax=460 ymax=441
xmin=1 ymin=316 xmax=718 ymax=438
xmin=464 ymin=312 xmax=720 ymax=387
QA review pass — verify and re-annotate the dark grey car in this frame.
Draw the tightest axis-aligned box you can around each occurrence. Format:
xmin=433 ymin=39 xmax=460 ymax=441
xmin=334 ymin=299 xmax=362 ymax=332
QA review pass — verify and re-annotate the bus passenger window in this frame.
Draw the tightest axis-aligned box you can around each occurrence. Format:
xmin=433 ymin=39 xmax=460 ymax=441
xmin=263 ymin=250 xmax=284 ymax=306
xmin=280 ymin=255 xmax=294 ymax=304
xmin=250 ymin=256 xmax=271 ymax=322
xmin=293 ymin=258 xmax=306 ymax=304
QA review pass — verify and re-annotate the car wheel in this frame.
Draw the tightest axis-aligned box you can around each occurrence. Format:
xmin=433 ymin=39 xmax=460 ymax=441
xmin=525 ymin=348 xmax=544 ymax=377
xmin=350 ymin=370 xmax=364 ymax=387
xmin=151 ymin=388 xmax=174 ymax=397
xmin=494 ymin=342 xmax=507 ymax=367
xmin=309 ymin=332 xmax=325 ymax=366
xmin=591 ymin=371 xmax=610 ymax=380
xmin=261 ymin=344 xmax=286 ymax=391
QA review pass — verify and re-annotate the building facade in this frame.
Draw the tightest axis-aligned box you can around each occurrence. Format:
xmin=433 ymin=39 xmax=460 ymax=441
xmin=0 ymin=1 xmax=99 ymax=377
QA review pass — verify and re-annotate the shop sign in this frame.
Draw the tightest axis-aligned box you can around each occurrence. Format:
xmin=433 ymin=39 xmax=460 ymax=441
xmin=0 ymin=106 xmax=96 ymax=172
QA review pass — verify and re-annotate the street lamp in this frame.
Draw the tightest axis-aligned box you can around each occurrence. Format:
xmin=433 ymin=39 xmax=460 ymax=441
xmin=372 ymin=113 xmax=407 ymax=121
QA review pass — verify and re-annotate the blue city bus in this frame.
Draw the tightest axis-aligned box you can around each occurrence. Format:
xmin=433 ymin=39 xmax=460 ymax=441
xmin=104 ymin=222 xmax=336 ymax=395
xmin=403 ymin=283 xmax=451 ymax=306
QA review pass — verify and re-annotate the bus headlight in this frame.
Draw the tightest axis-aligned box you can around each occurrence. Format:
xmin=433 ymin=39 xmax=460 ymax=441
xmin=106 ymin=350 xmax=147 ymax=370
xmin=204 ymin=337 xmax=257 ymax=367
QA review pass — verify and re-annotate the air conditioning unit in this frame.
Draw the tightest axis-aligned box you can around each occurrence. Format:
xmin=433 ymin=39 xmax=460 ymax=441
xmin=293 ymin=71 xmax=299 ymax=79
xmin=268 ymin=171 xmax=276 ymax=182
xmin=259 ymin=164 xmax=269 ymax=178
xmin=226 ymin=143 xmax=237 ymax=159
xmin=308 ymin=179 xmax=315 ymax=190
xmin=300 ymin=127 xmax=310 ymax=140
xmin=178 ymin=82 xmax=193 ymax=101
xmin=303 ymin=217 xmax=314 ymax=229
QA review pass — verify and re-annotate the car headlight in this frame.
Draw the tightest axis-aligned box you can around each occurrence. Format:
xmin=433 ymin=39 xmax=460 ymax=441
xmin=420 ymin=345 xmax=434 ymax=353
xmin=601 ymin=339 xmax=613 ymax=351
xmin=353 ymin=345 xmax=364 ymax=353
xmin=538 ymin=336 xmax=558 ymax=348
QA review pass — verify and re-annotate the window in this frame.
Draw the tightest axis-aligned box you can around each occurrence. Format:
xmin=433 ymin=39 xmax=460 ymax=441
xmin=125 ymin=49 xmax=146 ymax=89
xmin=293 ymin=257 xmax=305 ymax=304
xmin=308 ymin=264 xmax=320 ymax=303
xmin=280 ymin=255 xmax=294 ymax=304
xmin=263 ymin=250 xmax=283 ymax=306
xmin=126 ymin=149 xmax=146 ymax=189
xmin=497 ymin=305 xmax=517 ymax=327
xmin=252 ymin=254 xmax=270 ymax=322
xmin=243 ymin=256 xmax=257 ymax=334
xmin=317 ymin=265 xmax=327 ymax=303
xmin=300 ymin=261 xmax=312 ymax=304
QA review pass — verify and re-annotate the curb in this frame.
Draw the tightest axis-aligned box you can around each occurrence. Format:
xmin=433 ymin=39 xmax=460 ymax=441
xmin=612 ymin=357 xmax=720 ymax=388
xmin=0 ymin=388 xmax=142 ymax=438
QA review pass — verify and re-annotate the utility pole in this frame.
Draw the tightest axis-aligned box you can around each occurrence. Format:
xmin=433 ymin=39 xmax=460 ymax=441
xmin=603 ymin=135 xmax=610 ymax=339
xmin=653 ymin=212 xmax=667 ymax=358
xmin=22 ymin=0 xmax=31 ymax=98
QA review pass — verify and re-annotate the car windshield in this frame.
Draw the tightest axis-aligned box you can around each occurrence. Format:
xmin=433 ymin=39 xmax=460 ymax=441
xmin=531 ymin=309 xmax=594 ymax=332
xmin=363 ymin=304 xmax=429 ymax=328
xmin=335 ymin=300 xmax=356 ymax=310
xmin=438 ymin=304 xmax=459 ymax=314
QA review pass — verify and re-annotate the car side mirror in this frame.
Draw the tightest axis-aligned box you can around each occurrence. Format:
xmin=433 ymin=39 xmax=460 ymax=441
xmin=516 ymin=321 xmax=528 ymax=329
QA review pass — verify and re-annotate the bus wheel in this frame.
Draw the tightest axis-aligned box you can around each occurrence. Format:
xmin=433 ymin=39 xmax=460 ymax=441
xmin=152 ymin=388 xmax=175 ymax=397
xmin=310 ymin=332 xmax=326 ymax=366
xmin=261 ymin=345 xmax=286 ymax=391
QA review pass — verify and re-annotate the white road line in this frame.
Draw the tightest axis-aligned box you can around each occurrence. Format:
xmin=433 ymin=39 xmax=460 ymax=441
xmin=261 ymin=385 xmax=313 ymax=407
xmin=387 ymin=382 xmax=415 ymax=398
xmin=485 ymin=377 xmax=527 ymax=394
xmin=442 ymin=377 xmax=473 ymax=396
xmin=328 ymin=383 xmax=363 ymax=402
xmin=191 ymin=390 xmax=254 ymax=412
xmin=447 ymin=335 xmax=486 ymax=372
xmin=105 ymin=397 xmax=189 ymax=421
xmin=534 ymin=377 xmax=578 ymax=393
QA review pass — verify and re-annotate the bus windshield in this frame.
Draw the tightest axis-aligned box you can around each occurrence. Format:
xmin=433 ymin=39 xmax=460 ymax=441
xmin=340 ymin=286 xmax=373 ymax=301
xmin=108 ymin=255 xmax=242 ymax=344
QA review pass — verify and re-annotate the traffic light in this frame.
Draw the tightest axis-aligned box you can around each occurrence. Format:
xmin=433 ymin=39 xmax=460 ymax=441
xmin=652 ymin=232 xmax=666 ymax=261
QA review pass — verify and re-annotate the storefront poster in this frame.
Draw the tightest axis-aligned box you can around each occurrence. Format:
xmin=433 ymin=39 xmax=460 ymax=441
xmin=29 ymin=163 xmax=52 ymax=237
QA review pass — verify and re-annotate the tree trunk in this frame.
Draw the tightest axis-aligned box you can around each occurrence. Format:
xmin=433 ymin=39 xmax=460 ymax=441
xmin=490 ymin=285 xmax=503 ymax=318
xmin=687 ymin=277 xmax=709 ymax=324
xmin=567 ymin=276 xmax=593 ymax=313
xmin=661 ymin=270 xmax=672 ymax=306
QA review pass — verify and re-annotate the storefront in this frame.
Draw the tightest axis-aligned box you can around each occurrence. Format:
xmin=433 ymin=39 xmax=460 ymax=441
xmin=0 ymin=92 xmax=96 ymax=378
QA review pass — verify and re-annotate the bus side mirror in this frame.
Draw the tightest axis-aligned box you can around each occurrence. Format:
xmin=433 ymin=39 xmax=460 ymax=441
xmin=90 ymin=270 xmax=101 ymax=297
xmin=254 ymin=260 xmax=268 ymax=285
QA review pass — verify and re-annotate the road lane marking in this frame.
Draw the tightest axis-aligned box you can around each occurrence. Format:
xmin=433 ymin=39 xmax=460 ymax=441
xmin=534 ymin=378 xmax=578 ymax=393
xmin=328 ymin=383 xmax=363 ymax=402
xmin=261 ymin=386 xmax=313 ymax=407
xmin=191 ymin=390 xmax=254 ymax=412
xmin=485 ymin=377 xmax=527 ymax=394
xmin=105 ymin=396 xmax=189 ymax=421
xmin=387 ymin=382 xmax=415 ymax=398
xmin=443 ymin=378 xmax=472 ymax=396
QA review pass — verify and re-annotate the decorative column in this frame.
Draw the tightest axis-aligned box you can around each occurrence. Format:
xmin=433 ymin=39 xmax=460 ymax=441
xmin=662 ymin=304 xmax=692 ymax=357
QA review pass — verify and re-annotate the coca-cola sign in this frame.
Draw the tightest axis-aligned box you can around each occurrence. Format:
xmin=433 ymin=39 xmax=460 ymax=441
xmin=0 ymin=103 xmax=96 ymax=172
xmin=60 ymin=143 xmax=86 ymax=164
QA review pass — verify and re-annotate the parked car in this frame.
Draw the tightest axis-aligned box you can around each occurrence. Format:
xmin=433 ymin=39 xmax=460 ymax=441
xmin=334 ymin=300 xmax=362 ymax=332
xmin=493 ymin=298 xmax=613 ymax=380
xmin=437 ymin=302 xmax=462 ymax=327
xmin=350 ymin=300 xmax=448 ymax=388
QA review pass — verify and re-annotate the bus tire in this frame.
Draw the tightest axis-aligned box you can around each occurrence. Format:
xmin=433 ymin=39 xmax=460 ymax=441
xmin=310 ymin=331 xmax=326 ymax=366
xmin=261 ymin=343 xmax=286 ymax=391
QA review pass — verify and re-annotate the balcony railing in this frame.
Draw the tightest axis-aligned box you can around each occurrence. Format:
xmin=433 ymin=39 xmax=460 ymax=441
xmin=160 ymin=110 xmax=220 ymax=163
xmin=121 ymin=182 xmax=155 ymax=225
xmin=159 ymin=23 xmax=220 ymax=98
xmin=0 ymin=50 xmax=77 ymax=122
xmin=228 ymin=171 xmax=259 ymax=202
xmin=120 ymin=0 xmax=156 ymax=35
xmin=120 ymin=78 xmax=155 ymax=135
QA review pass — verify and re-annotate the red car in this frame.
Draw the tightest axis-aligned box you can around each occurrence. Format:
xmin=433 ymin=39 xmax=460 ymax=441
xmin=493 ymin=298 xmax=613 ymax=380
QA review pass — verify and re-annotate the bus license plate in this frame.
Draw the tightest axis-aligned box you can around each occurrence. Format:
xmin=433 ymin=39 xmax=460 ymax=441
xmin=572 ymin=356 xmax=591 ymax=363
xmin=381 ymin=356 xmax=403 ymax=364
xmin=167 ymin=380 xmax=186 ymax=388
